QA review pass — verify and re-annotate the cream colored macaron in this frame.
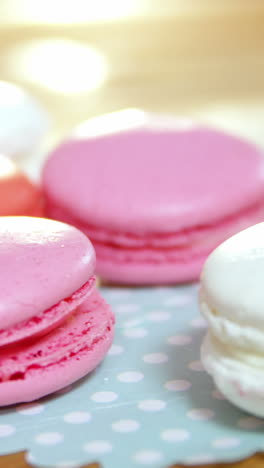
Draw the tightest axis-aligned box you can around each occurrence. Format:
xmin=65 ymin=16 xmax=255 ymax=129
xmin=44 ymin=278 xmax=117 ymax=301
xmin=200 ymin=222 xmax=264 ymax=416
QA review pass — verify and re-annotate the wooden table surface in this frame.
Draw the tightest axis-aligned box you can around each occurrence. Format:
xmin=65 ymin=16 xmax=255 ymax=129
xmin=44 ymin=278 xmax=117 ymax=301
xmin=1 ymin=451 xmax=264 ymax=468
xmin=0 ymin=1 xmax=264 ymax=467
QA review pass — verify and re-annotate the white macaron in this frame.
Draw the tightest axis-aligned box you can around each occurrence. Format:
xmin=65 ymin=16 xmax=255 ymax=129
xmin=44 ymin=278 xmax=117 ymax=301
xmin=200 ymin=222 xmax=264 ymax=416
xmin=0 ymin=81 xmax=49 ymax=158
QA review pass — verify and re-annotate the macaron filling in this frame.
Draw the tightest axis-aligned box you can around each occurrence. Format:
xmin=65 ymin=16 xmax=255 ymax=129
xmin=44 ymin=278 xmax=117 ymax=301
xmin=202 ymin=333 xmax=264 ymax=396
xmin=201 ymin=298 xmax=264 ymax=354
xmin=0 ymin=288 xmax=114 ymax=384
xmin=202 ymin=333 xmax=264 ymax=417
xmin=0 ymin=277 xmax=96 ymax=347
xmin=47 ymin=196 xmax=264 ymax=265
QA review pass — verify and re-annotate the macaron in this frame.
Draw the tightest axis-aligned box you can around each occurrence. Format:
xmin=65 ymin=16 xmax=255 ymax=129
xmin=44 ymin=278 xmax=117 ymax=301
xmin=0 ymin=154 xmax=44 ymax=216
xmin=42 ymin=110 xmax=264 ymax=285
xmin=0 ymin=81 xmax=49 ymax=159
xmin=200 ymin=223 xmax=264 ymax=417
xmin=0 ymin=217 xmax=114 ymax=406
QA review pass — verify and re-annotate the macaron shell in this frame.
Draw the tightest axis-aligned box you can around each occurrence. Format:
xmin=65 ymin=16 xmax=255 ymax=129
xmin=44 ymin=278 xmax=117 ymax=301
xmin=0 ymin=289 xmax=114 ymax=406
xmin=97 ymin=255 xmax=204 ymax=285
xmin=0 ymin=217 xmax=95 ymax=330
xmin=214 ymin=377 xmax=264 ymax=418
xmin=47 ymin=194 xmax=264 ymax=249
xmin=201 ymin=333 xmax=264 ymax=417
xmin=43 ymin=126 xmax=264 ymax=233
xmin=201 ymin=222 xmax=264 ymax=328
xmin=0 ymin=278 xmax=95 ymax=347
xmin=0 ymin=155 xmax=44 ymax=216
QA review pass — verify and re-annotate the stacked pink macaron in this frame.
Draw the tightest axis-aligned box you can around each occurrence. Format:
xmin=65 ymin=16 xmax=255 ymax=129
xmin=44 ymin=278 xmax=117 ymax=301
xmin=42 ymin=112 xmax=264 ymax=285
xmin=0 ymin=217 xmax=114 ymax=406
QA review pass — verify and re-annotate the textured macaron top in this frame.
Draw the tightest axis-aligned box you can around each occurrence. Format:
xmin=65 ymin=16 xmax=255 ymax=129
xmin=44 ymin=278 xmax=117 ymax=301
xmin=43 ymin=120 xmax=264 ymax=233
xmin=201 ymin=223 xmax=264 ymax=328
xmin=0 ymin=155 xmax=43 ymax=215
xmin=0 ymin=217 xmax=95 ymax=330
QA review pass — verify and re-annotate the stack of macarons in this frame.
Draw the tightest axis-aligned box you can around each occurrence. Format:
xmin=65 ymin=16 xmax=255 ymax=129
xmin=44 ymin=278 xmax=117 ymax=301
xmin=200 ymin=223 xmax=264 ymax=417
xmin=0 ymin=217 xmax=114 ymax=406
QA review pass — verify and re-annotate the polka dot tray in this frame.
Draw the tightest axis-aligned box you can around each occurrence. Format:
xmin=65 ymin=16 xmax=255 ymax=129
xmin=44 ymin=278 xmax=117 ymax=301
xmin=1 ymin=285 xmax=263 ymax=468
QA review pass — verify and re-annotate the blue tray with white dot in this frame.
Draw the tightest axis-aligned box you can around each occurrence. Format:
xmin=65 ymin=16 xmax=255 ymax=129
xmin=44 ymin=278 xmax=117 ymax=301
xmin=0 ymin=285 xmax=263 ymax=468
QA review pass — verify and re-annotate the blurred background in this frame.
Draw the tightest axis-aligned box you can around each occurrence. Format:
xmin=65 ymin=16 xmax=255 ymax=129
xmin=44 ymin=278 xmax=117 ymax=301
xmin=1 ymin=0 xmax=264 ymax=148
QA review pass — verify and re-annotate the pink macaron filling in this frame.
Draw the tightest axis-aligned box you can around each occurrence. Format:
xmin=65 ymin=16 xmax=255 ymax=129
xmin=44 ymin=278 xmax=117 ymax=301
xmin=47 ymin=197 xmax=264 ymax=268
xmin=0 ymin=288 xmax=114 ymax=388
xmin=0 ymin=277 xmax=96 ymax=347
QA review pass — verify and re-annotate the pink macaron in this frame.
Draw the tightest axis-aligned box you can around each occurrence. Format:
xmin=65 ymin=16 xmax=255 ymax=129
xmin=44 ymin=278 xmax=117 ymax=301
xmin=42 ymin=111 xmax=264 ymax=285
xmin=0 ymin=217 xmax=114 ymax=406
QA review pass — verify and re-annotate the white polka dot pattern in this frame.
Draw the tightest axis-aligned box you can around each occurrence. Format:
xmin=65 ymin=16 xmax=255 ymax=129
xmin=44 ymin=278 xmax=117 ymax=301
xmin=108 ymin=344 xmax=124 ymax=356
xmin=90 ymin=391 xmax=118 ymax=403
xmin=161 ymin=429 xmax=190 ymax=442
xmin=190 ymin=317 xmax=207 ymax=328
xmin=187 ymin=409 xmax=215 ymax=421
xmin=188 ymin=360 xmax=204 ymax=371
xmin=185 ymin=454 xmax=216 ymax=464
xmin=147 ymin=311 xmax=171 ymax=322
xmin=212 ymin=437 xmax=241 ymax=449
xmin=117 ymin=371 xmax=144 ymax=383
xmin=163 ymin=294 xmax=192 ymax=306
xmin=167 ymin=334 xmax=192 ymax=346
xmin=112 ymin=420 xmax=140 ymax=433
xmin=138 ymin=400 xmax=166 ymax=412
xmin=123 ymin=328 xmax=148 ymax=338
xmin=0 ymin=425 xmax=16 ymax=437
xmin=1 ymin=285 xmax=261 ymax=468
xmin=133 ymin=450 xmax=163 ymax=464
xmin=35 ymin=432 xmax=64 ymax=445
xmin=16 ymin=403 xmax=44 ymax=415
xmin=63 ymin=412 xmax=92 ymax=424
xmin=143 ymin=353 xmax=168 ymax=364
xmin=164 ymin=379 xmax=191 ymax=391
xmin=83 ymin=440 xmax=113 ymax=454
xmin=115 ymin=303 xmax=141 ymax=314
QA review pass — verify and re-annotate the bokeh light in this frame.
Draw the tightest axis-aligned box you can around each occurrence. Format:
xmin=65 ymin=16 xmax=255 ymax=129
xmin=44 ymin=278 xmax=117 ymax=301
xmin=5 ymin=39 xmax=107 ymax=95
xmin=0 ymin=0 xmax=143 ymax=24
xmin=73 ymin=109 xmax=197 ymax=139
xmin=0 ymin=155 xmax=17 ymax=178
xmin=73 ymin=109 xmax=146 ymax=139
